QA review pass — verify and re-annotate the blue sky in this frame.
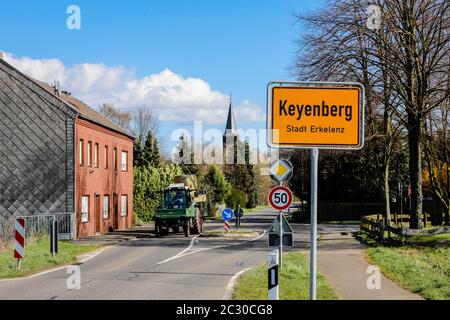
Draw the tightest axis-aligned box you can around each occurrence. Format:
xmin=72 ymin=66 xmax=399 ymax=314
xmin=0 ymin=0 xmax=325 ymax=152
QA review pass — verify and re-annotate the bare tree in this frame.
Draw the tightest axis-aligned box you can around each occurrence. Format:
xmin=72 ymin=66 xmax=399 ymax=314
xmin=132 ymin=106 xmax=160 ymax=148
xmin=99 ymin=103 xmax=132 ymax=131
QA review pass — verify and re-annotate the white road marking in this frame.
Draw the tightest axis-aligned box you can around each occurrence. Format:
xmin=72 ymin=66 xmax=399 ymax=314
xmin=157 ymin=231 xmax=266 ymax=265
xmin=222 ymin=267 xmax=251 ymax=300
xmin=156 ymin=235 xmax=200 ymax=265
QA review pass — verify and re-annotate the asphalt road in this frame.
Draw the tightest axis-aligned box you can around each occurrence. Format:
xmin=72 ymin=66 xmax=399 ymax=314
xmin=0 ymin=208 xmax=359 ymax=300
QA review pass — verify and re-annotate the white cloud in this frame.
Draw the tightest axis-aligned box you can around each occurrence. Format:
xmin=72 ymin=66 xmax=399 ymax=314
xmin=3 ymin=52 xmax=264 ymax=124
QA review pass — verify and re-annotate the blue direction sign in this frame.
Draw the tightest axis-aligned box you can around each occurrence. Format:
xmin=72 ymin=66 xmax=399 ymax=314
xmin=222 ymin=208 xmax=234 ymax=221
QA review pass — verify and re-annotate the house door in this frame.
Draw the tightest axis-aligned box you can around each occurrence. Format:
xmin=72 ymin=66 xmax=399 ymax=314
xmin=95 ymin=194 xmax=101 ymax=233
xmin=113 ymin=194 xmax=119 ymax=230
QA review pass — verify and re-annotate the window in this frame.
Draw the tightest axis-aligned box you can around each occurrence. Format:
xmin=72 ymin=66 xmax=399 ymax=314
xmin=114 ymin=148 xmax=117 ymax=171
xmin=81 ymin=196 xmax=89 ymax=223
xmin=94 ymin=143 xmax=99 ymax=168
xmin=79 ymin=140 xmax=84 ymax=166
xmin=103 ymin=195 xmax=109 ymax=219
xmin=121 ymin=195 xmax=128 ymax=217
xmin=121 ymin=151 xmax=128 ymax=171
xmin=87 ymin=142 xmax=92 ymax=167
xmin=104 ymin=146 xmax=108 ymax=169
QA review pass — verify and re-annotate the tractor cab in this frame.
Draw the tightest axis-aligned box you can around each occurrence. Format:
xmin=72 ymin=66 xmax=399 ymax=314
xmin=162 ymin=184 xmax=191 ymax=209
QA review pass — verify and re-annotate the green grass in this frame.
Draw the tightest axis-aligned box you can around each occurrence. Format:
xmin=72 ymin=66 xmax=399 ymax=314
xmin=366 ymin=234 xmax=450 ymax=300
xmin=233 ymin=251 xmax=337 ymax=300
xmin=321 ymin=220 xmax=360 ymax=225
xmin=405 ymin=233 xmax=450 ymax=246
xmin=245 ymin=205 xmax=271 ymax=214
xmin=0 ymin=239 xmax=102 ymax=279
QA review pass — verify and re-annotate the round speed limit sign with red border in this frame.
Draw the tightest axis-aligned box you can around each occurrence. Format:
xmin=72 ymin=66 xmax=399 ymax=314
xmin=268 ymin=186 xmax=293 ymax=211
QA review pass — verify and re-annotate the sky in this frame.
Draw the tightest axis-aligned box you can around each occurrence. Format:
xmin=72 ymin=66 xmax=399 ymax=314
xmin=0 ymin=0 xmax=325 ymax=153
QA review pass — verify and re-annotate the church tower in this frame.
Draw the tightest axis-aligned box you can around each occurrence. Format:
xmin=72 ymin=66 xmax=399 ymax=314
xmin=223 ymin=98 xmax=238 ymax=164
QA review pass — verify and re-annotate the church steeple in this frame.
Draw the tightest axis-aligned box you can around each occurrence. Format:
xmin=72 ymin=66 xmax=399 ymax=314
xmin=224 ymin=96 xmax=237 ymax=137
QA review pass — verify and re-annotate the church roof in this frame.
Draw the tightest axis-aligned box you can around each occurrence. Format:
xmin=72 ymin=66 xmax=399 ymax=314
xmin=224 ymin=100 xmax=237 ymax=136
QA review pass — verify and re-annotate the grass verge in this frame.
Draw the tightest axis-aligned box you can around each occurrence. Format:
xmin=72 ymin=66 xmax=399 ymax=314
xmin=201 ymin=229 xmax=261 ymax=238
xmin=233 ymin=251 xmax=337 ymax=300
xmin=0 ymin=240 xmax=102 ymax=279
xmin=321 ymin=221 xmax=360 ymax=225
xmin=364 ymin=233 xmax=450 ymax=300
xmin=245 ymin=206 xmax=271 ymax=214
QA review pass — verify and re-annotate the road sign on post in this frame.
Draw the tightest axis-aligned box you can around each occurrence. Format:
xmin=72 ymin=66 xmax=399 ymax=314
xmin=222 ymin=208 xmax=234 ymax=221
xmin=267 ymin=82 xmax=365 ymax=150
xmin=269 ymin=159 xmax=293 ymax=183
xmin=268 ymin=213 xmax=294 ymax=247
xmin=266 ymin=81 xmax=365 ymax=301
xmin=14 ymin=218 xmax=25 ymax=269
xmin=268 ymin=186 xmax=293 ymax=211
xmin=235 ymin=205 xmax=243 ymax=229
xmin=268 ymin=249 xmax=279 ymax=300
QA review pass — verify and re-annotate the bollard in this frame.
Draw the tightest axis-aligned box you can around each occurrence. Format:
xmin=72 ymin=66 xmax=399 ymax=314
xmin=50 ymin=219 xmax=59 ymax=258
xmin=268 ymin=249 xmax=279 ymax=300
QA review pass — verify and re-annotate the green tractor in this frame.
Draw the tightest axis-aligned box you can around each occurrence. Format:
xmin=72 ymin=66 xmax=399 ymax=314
xmin=155 ymin=175 xmax=207 ymax=237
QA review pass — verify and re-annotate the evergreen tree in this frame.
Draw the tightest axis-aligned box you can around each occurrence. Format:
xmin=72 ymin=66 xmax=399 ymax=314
xmin=133 ymin=138 xmax=143 ymax=167
xmin=140 ymin=132 xmax=160 ymax=168
xmin=204 ymin=165 xmax=231 ymax=204
xmin=223 ymin=139 xmax=258 ymax=209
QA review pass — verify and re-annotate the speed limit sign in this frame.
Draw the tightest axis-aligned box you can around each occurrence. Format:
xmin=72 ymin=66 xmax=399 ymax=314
xmin=268 ymin=186 xmax=293 ymax=211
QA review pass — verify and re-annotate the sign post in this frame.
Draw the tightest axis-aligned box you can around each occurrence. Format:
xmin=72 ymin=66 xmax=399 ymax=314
xmin=222 ymin=208 xmax=234 ymax=233
xmin=267 ymin=81 xmax=365 ymax=301
xmin=310 ymin=147 xmax=318 ymax=300
xmin=268 ymin=249 xmax=279 ymax=300
xmin=268 ymin=186 xmax=293 ymax=269
xmin=14 ymin=218 xmax=25 ymax=269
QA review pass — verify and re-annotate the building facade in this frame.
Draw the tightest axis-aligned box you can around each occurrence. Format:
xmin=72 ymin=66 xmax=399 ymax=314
xmin=0 ymin=57 xmax=133 ymax=239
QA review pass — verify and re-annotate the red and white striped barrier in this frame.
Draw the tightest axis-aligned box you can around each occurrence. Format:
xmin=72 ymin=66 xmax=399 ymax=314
xmin=224 ymin=220 xmax=230 ymax=231
xmin=14 ymin=218 xmax=25 ymax=260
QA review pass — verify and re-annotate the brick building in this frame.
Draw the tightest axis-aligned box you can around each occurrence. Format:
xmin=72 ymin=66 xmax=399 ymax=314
xmin=0 ymin=57 xmax=134 ymax=239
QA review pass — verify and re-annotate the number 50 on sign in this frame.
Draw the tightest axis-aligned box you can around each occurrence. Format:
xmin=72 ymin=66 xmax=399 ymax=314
xmin=269 ymin=186 xmax=293 ymax=211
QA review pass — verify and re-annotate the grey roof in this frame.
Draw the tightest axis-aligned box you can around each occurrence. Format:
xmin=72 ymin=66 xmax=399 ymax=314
xmin=38 ymin=81 xmax=134 ymax=139
xmin=0 ymin=58 xmax=134 ymax=139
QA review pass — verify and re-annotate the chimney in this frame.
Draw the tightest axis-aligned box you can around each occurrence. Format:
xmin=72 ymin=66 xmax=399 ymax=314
xmin=53 ymin=81 xmax=61 ymax=97
xmin=0 ymin=51 xmax=4 ymax=60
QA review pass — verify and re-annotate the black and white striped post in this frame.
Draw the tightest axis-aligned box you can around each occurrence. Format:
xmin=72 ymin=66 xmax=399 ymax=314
xmin=268 ymin=249 xmax=279 ymax=300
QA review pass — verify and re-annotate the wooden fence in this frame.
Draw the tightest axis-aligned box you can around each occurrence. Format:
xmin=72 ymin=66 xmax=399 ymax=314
xmin=360 ymin=213 xmax=434 ymax=243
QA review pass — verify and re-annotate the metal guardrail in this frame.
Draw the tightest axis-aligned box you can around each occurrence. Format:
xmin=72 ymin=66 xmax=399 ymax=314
xmin=16 ymin=213 xmax=75 ymax=241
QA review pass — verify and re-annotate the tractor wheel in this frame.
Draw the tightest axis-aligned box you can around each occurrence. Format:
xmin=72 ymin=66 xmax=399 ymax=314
xmin=183 ymin=219 xmax=191 ymax=237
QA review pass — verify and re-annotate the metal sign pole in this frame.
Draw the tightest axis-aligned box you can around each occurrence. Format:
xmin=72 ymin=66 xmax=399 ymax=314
xmin=310 ymin=147 xmax=319 ymax=300
xmin=279 ymin=211 xmax=283 ymax=270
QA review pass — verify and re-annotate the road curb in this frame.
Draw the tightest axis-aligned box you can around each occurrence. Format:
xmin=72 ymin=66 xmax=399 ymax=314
xmin=222 ymin=267 xmax=252 ymax=300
